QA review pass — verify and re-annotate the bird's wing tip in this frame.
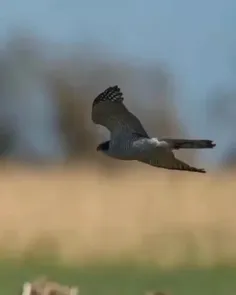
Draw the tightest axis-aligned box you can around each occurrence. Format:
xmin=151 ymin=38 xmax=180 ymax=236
xmin=92 ymin=85 xmax=124 ymax=108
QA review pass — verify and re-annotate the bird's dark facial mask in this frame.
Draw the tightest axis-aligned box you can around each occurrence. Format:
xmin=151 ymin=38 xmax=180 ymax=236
xmin=96 ymin=141 xmax=110 ymax=151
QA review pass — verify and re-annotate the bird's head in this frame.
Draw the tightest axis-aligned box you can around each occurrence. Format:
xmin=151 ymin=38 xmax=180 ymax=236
xmin=96 ymin=140 xmax=110 ymax=152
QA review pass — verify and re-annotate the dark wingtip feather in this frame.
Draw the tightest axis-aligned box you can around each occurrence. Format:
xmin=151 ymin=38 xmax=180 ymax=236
xmin=187 ymin=167 xmax=206 ymax=173
xmin=93 ymin=85 xmax=123 ymax=107
xmin=197 ymin=168 xmax=206 ymax=173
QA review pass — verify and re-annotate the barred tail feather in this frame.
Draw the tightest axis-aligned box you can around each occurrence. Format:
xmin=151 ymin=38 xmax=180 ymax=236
xmin=161 ymin=139 xmax=216 ymax=149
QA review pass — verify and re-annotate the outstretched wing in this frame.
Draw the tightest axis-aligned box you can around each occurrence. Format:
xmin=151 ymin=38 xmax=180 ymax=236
xmin=138 ymin=149 xmax=206 ymax=173
xmin=92 ymin=85 xmax=148 ymax=137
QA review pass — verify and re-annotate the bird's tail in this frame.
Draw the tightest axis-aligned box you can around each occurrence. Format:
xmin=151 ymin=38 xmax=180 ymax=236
xmin=161 ymin=138 xmax=216 ymax=150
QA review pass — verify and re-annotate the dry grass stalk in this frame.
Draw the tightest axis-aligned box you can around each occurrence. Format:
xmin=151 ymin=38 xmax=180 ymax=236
xmin=21 ymin=276 xmax=79 ymax=295
xmin=145 ymin=290 xmax=170 ymax=295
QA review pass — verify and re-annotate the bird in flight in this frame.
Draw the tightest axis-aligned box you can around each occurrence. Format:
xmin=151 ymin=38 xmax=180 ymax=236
xmin=92 ymin=85 xmax=216 ymax=173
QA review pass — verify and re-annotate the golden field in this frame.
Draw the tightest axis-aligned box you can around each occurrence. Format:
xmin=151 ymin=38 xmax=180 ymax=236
xmin=0 ymin=163 xmax=235 ymax=269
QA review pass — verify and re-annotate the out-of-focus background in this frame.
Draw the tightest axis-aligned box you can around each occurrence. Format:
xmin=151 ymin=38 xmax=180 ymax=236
xmin=0 ymin=1 xmax=236 ymax=294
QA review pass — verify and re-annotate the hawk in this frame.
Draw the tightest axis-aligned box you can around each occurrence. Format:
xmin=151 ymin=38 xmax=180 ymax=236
xmin=92 ymin=85 xmax=216 ymax=173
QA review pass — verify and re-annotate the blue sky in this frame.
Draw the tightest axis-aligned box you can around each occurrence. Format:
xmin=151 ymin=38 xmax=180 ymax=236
xmin=0 ymin=0 xmax=235 ymax=164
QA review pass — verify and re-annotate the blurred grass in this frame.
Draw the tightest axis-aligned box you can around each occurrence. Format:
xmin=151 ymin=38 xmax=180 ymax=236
xmin=0 ymin=164 xmax=235 ymax=268
xmin=1 ymin=259 xmax=236 ymax=295
xmin=0 ymin=164 xmax=235 ymax=294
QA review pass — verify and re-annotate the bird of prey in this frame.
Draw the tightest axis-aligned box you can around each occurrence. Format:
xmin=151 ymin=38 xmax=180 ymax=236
xmin=92 ymin=85 xmax=216 ymax=173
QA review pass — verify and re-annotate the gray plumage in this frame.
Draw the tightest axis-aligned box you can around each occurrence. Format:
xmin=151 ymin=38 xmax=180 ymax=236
xmin=92 ymin=85 xmax=216 ymax=173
